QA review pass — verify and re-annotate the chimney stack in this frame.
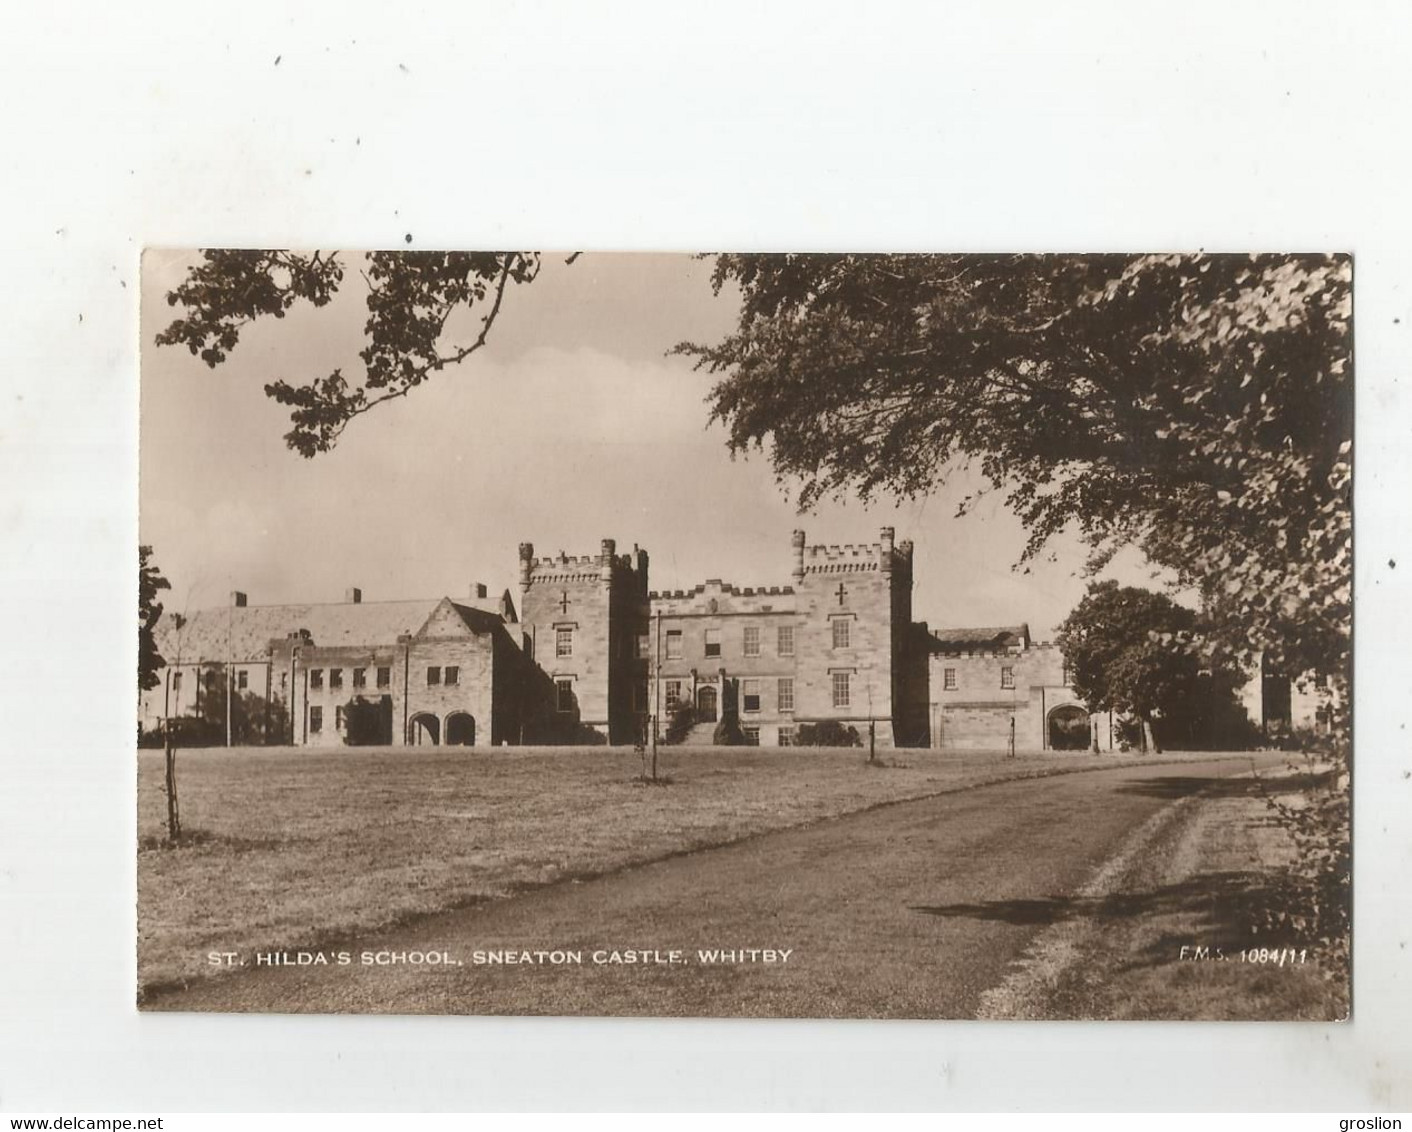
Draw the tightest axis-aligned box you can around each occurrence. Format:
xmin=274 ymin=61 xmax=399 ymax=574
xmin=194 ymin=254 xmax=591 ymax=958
xmin=518 ymin=542 xmax=534 ymax=593
xmin=345 ymin=587 xmax=362 ymax=604
xmin=791 ymin=530 xmax=806 ymax=584
xmin=230 ymin=591 xmax=247 ymax=608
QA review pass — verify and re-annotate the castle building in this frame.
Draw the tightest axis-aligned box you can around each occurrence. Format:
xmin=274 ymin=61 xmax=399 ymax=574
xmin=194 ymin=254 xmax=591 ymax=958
xmin=647 ymin=527 xmax=923 ymax=748
xmin=142 ymin=528 xmax=938 ymax=749
xmin=145 ymin=527 xmax=1224 ymax=753
xmin=140 ymin=584 xmax=532 ymax=750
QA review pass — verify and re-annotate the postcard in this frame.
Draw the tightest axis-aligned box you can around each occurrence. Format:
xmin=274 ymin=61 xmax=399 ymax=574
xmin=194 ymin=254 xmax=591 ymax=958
xmin=136 ymin=250 xmax=1351 ymax=1020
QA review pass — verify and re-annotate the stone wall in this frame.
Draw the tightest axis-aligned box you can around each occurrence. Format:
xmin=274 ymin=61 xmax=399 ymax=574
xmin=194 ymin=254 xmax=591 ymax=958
xmin=650 ymin=579 xmax=801 ymax=742
xmin=401 ymin=636 xmax=495 ymax=747
xmin=928 ymin=642 xmax=1090 ymax=752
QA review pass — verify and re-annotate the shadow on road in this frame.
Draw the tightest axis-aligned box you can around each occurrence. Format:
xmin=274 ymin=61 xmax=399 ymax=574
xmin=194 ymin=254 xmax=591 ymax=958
xmin=1110 ymin=768 xmax=1330 ymax=801
xmin=909 ymin=870 xmax=1285 ymax=962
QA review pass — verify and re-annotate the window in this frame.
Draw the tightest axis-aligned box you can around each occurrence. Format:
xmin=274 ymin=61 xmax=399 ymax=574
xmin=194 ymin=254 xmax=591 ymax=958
xmin=445 ymin=666 xmax=459 ymax=686
xmin=427 ymin=666 xmax=442 ymax=686
xmin=279 ymin=672 xmax=287 ymax=691
xmin=556 ymin=627 xmax=573 ymax=658
xmin=556 ymin=678 xmax=574 ymax=713
xmin=310 ymin=669 xmax=323 ymax=689
xmin=743 ymin=626 xmax=760 ymax=657
xmin=742 ymin=725 xmax=760 ymax=746
xmin=309 ymin=705 xmax=323 ymax=733
xmin=832 ymin=671 xmax=851 ymax=708
xmin=636 ymin=632 xmax=650 ymax=659
xmin=704 ymin=628 xmax=721 ymax=658
xmin=1001 ymin=666 xmax=1015 ymax=690
xmin=665 ymin=680 xmax=682 ymax=712
xmin=778 ymin=726 xmax=796 ymax=747
xmin=329 ymin=668 xmax=343 ymax=689
xmin=944 ymin=667 xmax=957 ymax=691
xmin=172 ymin=671 xmax=182 ymax=691
xmin=353 ymin=667 xmax=366 ymax=689
xmin=237 ymin=669 xmax=249 ymax=690
xmin=205 ymin=669 xmax=217 ymax=690
xmin=832 ymin=619 xmax=850 ymax=649
xmin=376 ymin=666 xmax=391 ymax=688
xmin=777 ymin=625 xmax=795 ymax=657
xmin=335 ymin=705 xmax=346 ymax=730
xmin=742 ymin=679 xmax=760 ymax=713
xmin=1061 ymin=662 xmax=1073 ymax=687
xmin=777 ymin=677 xmax=794 ymax=712
xmin=666 ymin=630 xmax=683 ymax=660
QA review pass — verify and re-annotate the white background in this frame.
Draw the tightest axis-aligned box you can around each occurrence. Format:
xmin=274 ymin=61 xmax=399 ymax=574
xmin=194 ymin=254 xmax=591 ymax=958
xmin=1 ymin=0 xmax=1409 ymax=1112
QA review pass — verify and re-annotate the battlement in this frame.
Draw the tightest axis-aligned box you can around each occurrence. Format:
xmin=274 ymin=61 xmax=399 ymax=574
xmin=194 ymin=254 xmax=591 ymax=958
xmin=804 ymin=542 xmax=885 ymax=563
xmin=648 ymin=582 xmax=796 ymax=601
xmin=528 ymin=553 xmax=603 ymax=569
xmin=517 ymin=538 xmax=649 ymax=591
xmin=791 ymin=526 xmax=914 ymax=580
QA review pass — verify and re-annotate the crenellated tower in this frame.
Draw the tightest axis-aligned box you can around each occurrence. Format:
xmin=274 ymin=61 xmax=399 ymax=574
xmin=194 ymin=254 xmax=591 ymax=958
xmin=790 ymin=526 xmax=917 ymax=746
xmin=517 ymin=537 xmax=649 ymax=744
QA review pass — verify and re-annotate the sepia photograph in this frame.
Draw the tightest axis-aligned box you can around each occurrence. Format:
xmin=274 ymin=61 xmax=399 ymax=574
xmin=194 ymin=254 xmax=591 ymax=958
xmin=136 ymin=249 xmax=1353 ymax=1021
xmin=9 ymin=0 xmax=1412 ymax=1115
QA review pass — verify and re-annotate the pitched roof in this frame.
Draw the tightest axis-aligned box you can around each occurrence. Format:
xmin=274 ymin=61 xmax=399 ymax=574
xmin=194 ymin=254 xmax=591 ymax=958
xmin=448 ymin=602 xmax=510 ymax=634
xmin=928 ymin=624 xmax=1031 ymax=651
xmin=154 ymin=599 xmax=444 ymax=663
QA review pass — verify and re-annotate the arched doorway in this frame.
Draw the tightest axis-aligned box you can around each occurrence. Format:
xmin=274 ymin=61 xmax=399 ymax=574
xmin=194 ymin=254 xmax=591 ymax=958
xmin=1048 ymin=704 xmax=1091 ymax=751
xmin=445 ymin=712 xmax=475 ymax=747
xmin=696 ymin=685 xmax=718 ymax=723
xmin=407 ymin=712 xmax=439 ymax=746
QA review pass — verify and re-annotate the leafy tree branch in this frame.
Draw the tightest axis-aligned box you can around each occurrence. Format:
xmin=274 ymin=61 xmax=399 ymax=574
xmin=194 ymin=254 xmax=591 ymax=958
xmin=677 ymin=252 xmax=1352 ymax=687
xmin=156 ymin=250 xmax=542 ymax=456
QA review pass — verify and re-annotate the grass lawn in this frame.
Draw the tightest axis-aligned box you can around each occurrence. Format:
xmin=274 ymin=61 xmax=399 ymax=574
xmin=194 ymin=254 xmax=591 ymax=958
xmin=137 ymin=743 xmax=1238 ymax=997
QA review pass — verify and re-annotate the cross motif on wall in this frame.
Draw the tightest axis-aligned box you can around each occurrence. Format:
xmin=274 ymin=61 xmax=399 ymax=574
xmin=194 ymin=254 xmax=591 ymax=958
xmin=559 ymin=591 xmax=571 ymax=614
xmin=835 ymin=582 xmax=848 ymax=606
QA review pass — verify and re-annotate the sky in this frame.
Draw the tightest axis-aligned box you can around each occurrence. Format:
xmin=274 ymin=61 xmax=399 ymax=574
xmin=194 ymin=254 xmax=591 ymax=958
xmin=139 ymin=250 xmax=1171 ymax=640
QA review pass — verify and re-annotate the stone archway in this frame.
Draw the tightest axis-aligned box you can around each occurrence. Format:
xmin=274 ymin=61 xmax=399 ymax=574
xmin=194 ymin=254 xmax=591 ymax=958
xmin=444 ymin=712 xmax=475 ymax=747
xmin=696 ymin=685 xmax=718 ymax=723
xmin=1047 ymin=703 xmax=1091 ymax=751
xmin=407 ymin=712 xmax=440 ymax=746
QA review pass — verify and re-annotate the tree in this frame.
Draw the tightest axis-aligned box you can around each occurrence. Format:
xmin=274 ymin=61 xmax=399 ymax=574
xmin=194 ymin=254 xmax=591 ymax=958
xmin=1055 ymin=582 xmax=1204 ymax=754
xmin=795 ymin=720 xmax=862 ymax=748
xmin=344 ymin=695 xmax=393 ymax=746
xmin=156 ymin=250 xmax=544 ymax=456
xmin=192 ymin=672 xmax=294 ymax=747
xmin=138 ymin=545 xmax=171 ymax=692
xmin=161 ymin=611 xmax=189 ymax=841
xmin=157 ymin=251 xmax=1352 ymax=706
xmin=679 ymin=254 xmax=1352 ymax=702
xmin=154 ymin=248 xmax=1350 ymax=984
xmin=661 ymin=702 xmax=698 ymax=746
